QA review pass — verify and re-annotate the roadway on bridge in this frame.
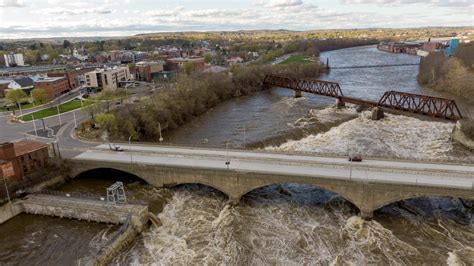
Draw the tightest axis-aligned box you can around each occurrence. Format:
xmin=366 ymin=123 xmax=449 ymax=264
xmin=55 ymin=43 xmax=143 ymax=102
xmin=74 ymin=145 xmax=474 ymax=190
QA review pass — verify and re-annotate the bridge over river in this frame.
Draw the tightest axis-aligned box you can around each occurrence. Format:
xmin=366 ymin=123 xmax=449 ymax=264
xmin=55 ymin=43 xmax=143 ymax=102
xmin=68 ymin=144 xmax=474 ymax=219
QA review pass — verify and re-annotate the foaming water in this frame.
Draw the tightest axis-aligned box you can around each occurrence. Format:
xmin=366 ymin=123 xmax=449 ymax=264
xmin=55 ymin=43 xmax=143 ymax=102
xmin=113 ymin=184 xmax=473 ymax=264
xmin=269 ymin=110 xmax=474 ymax=163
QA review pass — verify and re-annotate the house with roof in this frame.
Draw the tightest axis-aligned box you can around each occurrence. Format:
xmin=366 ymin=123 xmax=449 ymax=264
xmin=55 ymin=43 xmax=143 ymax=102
xmin=7 ymin=77 xmax=35 ymax=93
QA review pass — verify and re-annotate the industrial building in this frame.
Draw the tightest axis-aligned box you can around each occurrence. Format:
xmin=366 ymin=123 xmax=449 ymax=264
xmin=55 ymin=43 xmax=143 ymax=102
xmin=0 ymin=141 xmax=49 ymax=182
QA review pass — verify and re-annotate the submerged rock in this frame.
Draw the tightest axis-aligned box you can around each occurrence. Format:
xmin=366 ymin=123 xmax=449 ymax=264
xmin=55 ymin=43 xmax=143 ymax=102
xmin=452 ymin=119 xmax=474 ymax=150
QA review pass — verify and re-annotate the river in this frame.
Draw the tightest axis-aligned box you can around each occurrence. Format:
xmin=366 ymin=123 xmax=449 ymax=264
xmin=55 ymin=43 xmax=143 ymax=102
xmin=1 ymin=45 xmax=473 ymax=265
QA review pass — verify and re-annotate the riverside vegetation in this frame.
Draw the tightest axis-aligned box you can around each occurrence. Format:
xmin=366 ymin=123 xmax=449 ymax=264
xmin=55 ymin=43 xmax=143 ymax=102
xmin=80 ymin=63 xmax=326 ymax=141
xmin=418 ymin=43 xmax=474 ymax=99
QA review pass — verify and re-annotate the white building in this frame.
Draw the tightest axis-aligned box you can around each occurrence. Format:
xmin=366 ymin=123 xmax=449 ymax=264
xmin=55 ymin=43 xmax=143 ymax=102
xmin=84 ymin=66 xmax=131 ymax=91
xmin=4 ymin=53 xmax=25 ymax=67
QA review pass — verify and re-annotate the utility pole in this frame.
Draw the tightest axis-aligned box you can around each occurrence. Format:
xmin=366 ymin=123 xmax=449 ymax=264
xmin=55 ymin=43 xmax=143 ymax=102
xmin=1 ymin=176 xmax=11 ymax=202
xmin=73 ymin=111 xmax=78 ymax=129
xmin=243 ymin=127 xmax=246 ymax=149
xmin=32 ymin=114 xmax=38 ymax=136
xmin=56 ymin=103 xmax=62 ymax=125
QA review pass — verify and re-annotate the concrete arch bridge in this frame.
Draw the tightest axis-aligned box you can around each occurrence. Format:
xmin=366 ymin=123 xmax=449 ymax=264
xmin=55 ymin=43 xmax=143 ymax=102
xmin=66 ymin=144 xmax=474 ymax=219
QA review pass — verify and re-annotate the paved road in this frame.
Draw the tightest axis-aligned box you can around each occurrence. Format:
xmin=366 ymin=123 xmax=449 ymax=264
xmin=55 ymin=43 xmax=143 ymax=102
xmin=0 ymin=84 xmax=155 ymax=147
xmin=74 ymin=145 xmax=474 ymax=190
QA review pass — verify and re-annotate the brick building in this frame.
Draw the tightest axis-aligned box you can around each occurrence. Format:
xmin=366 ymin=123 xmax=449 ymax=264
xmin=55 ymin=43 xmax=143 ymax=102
xmin=47 ymin=68 xmax=94 ymax=90
xmin=34 ymin=76 xmax=70 ymax=99
xmin=134 ymin=61 xmax=164 ymax=82
xmin=165 ymin=57 xmax=205 ymax=72
xmin=0 ymin=141 xmax=49 ymax=182
xmin=0 ymin=79 xmax=11 ymax=98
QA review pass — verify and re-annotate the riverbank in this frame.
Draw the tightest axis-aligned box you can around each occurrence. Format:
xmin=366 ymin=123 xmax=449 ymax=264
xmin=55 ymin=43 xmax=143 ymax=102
xmin=77 ymin=63 xmax=327 ymax=142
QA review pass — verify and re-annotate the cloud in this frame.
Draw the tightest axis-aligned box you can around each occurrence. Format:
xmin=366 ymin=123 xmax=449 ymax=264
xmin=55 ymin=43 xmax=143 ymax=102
xmin=340 ymin=0 xmax=473 ymax=7
xmin=254 ymin=0 xmax=304 ymax=7
xmin=35 ymin=7 xmax=114 ymax=15
xmin=0 ymin=0 xmax=24 ymax=7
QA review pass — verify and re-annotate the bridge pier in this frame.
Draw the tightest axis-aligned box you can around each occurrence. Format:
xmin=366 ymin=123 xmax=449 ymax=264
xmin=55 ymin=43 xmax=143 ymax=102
xmin=227 ymin=197 xmax=240 ymax=206
xmin=359 ymin=210 xmax=374 ymax=220
xmin=294 ymin=90 xmax=302 ymax=98
xmin=335 ymin=98 xmax=345 ymax=109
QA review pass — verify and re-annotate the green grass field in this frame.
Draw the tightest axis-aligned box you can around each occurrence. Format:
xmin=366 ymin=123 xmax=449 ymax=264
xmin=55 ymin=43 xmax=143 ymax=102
xmin=0 ymin=101 xmax=45 ymax=112
xmin=20 ymin=99 xmax=93 ymax=121
xmin=280 ymin=55 xmax=312 ymax=65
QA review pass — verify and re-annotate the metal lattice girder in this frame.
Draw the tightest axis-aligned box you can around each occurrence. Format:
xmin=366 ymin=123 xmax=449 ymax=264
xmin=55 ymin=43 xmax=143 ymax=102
xmin=378 ymin=91 xmax=463 ymax=120
xmin=263 ymin=75 xmax=462 ymax=121
xmin=106 ymin=181 xmax=127 ymax=204
xmin=263 ymin=75 xmax=344 ymax=98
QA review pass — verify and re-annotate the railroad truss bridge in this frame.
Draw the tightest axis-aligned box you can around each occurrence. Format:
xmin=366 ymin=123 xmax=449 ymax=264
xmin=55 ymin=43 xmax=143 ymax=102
xmin=263 ymin=75 xmax=463 ymax=121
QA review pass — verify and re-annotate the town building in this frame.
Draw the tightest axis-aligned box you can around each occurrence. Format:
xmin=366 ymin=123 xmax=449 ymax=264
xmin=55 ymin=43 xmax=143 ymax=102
xmin=0 ymin=79 xmax=11 ymax=98
xmin=4 ymin=53 xmax=25 ymax=67
xmin=34 ymin=76 xmax=69 ymax=99
xmin=444 ymin=39 xmax=460 ymax=57
xmin=134 ymin=61 xmax=164 ymax=82
xmin=0 ymin=65 xmax=66 ymax=78
xmin=0 ymin=141 xmax=49 ymax=182
xmin=84 ymin=66 xmax=131 ymax=91
xmin=7 ymin=77 xmax=34 ymax=93
xmin=165 ymin=57 xmax=205 ymax=72
xmin=47 ymin=68 xmax=94 ymax=91
xmin=109 ymin=50 xmax=149 ymax=63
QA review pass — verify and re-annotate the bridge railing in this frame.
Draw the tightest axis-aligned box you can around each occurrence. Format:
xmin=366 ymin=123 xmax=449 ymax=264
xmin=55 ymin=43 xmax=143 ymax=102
xmin=68 ymin=139 xmax=474 ymax=165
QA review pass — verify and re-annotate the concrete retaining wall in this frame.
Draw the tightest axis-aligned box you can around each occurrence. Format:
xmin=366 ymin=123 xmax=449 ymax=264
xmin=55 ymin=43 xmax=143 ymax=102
xmin=0 ymin=202 xmax=24 ymax=224
xmin=22 ymin=194 xmax=148 ymax=224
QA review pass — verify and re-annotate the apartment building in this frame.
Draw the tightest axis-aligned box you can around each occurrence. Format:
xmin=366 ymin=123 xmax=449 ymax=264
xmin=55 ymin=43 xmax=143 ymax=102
xmin=84 ymin=66 xmax=131 ymax=90
xmin=4 ymin=53 xmax=25 ymax=67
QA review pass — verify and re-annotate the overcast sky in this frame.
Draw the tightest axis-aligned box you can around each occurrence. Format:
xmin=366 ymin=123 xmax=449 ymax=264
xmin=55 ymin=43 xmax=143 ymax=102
xmin=0 ymin=0 xmax=472 ymax=39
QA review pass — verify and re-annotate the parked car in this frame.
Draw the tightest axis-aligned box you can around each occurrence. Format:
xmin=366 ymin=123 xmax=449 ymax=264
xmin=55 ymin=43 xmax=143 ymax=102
xmin=349 ymin=156 xmax=363 ymax=162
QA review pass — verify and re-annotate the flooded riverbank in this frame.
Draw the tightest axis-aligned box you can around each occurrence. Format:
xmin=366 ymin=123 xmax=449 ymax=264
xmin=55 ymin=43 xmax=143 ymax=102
xmin=1 ymin=45 xmax=473 ymax=265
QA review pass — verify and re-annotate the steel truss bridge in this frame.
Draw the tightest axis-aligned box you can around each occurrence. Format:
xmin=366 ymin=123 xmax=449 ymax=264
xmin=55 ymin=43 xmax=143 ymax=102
xmin=263 ymin=75 xmax=463 ymax=120
xmin=329 ymin=63 xmax=420 ymax=69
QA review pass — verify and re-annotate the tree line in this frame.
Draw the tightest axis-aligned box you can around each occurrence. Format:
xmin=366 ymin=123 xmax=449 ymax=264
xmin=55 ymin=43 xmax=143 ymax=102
xmin=85 ymin=63 xmax=326 ymax=141
xmin=418 ymin=43 xmax=474 ymax=99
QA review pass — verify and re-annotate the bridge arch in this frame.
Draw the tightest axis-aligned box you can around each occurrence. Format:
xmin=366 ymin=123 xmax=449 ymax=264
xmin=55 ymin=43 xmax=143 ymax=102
xmin=164 ymin=182 xmax=231 ymax=200
xmin=234 ymin=181 xmax=361 ymax=211
xmin=370 ymin=193 xmax=474 ymax=214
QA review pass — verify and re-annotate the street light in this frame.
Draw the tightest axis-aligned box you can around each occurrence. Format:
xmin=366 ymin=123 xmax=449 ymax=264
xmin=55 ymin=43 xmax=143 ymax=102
xmin=158 ymin=122 xmax=163 ymax=143
xmin=225 ymin=141 xmax=230 ymax=169
xmin=56 ymin=102 xmax=62 ymax=126
xmin=128 ymin=134 xmax=133 ymax=164
xmin=32 ymin=114 xmax=38 ymax=136
xmin=1 ymin=176 xmax=11 ymax=202
xmin=243 ymin=126 xmax=246 ymax=149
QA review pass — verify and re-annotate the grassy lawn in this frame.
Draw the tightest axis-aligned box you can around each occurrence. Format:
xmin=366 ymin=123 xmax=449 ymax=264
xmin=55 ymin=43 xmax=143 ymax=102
xmin=0 ymin=101 xmax=46 ymax=112
xmin=280 ymin=55 xmax=312 ymax=65
xmin=20 ymin=99 xmax=93 ymax=121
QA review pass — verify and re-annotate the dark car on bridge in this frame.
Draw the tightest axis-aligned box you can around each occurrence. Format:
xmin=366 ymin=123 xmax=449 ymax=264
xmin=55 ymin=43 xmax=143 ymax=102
xmin=349 ymin=156 xmax=363 ymax=162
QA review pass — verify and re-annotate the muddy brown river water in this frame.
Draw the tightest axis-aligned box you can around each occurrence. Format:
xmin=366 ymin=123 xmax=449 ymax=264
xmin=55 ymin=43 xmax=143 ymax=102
xmin=1 ymin=45 xmax=473 ymax=265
